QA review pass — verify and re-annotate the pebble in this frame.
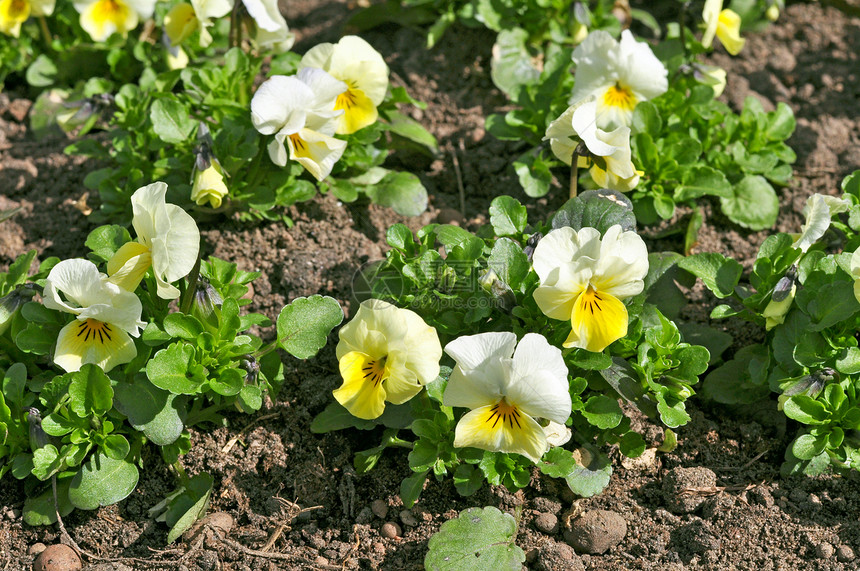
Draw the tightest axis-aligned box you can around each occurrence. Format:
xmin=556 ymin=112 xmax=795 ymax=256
xmin=371 ymin=542 xmax=386 ymax=556
xmin=535 ymin=541 xmax=585 ymax=571
xmin=620 ymin=448 xmax=657 ymax=472
xmin=371 ymin=499 xmax=389 ymax=520
xmin=816 ymin=542 xmax=834 ymax=559
xmin=662 ymin=466 xmax=717 ymax=514
xmin=314 ymin=556 xmax=329 ymax=567
xmin=564 ymin=510 xmax=627 ymax=554
xmin=836 ymin=545 xmax=855 ymax=562
xmin=436 ymin=208 xmax=464 ymax=226
xmin=532 ymin=497 xmax=562 ymax=515
xmin=28 ymin=543 xmax=47 ymax=556
xmin=32 ymin=544 xmax=81 ymax=571
xmin=380 ymin=522 xmax=401 ymax=539
xmin=399 ymin=510 xmax=418 ymax=527
xmin=183 ymin=512 xmax=235 ymax=542
xmin=534 ymin=512 xmax=559 ymax=535
xmin=197 ymin=550 xmax=219 ymax=571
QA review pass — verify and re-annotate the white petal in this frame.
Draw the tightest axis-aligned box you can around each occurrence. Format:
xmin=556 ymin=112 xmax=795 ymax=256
xmin=151 ymin=203 xmax=200 ymax=284
xmin=443 ymin=332 xmax=517 ymax=409
xmin=296 ymin=67 xmax=348 ymax=116
xmin=327 ymin=36 xmax=389 ymax=105
xmin=595 ymin=125 xmax=635 ymax=179
xmin=532 ymin=226 xmax=601 ymax=281
xmin=506 ymin=334 xmax=571 ymax=423
xmin=617 ymin=30 xmax=668 ymax=102
xmin=570 ymin=30 xmax=620 ymax=104
xmin=242 ymin=0 xmax=281 ymax=31
xmin=54 ymin=319 xmax=137 ymax=373
xmin=251 ymin=75 xmax=313 ymax=135
xmin=288 ymin=128 xmax=346 ymax=181
xmin=300 ymin=42 xmax=335 ymax=70
xmin=593 ymin=225 xmax=649 ymax=298
xmin=130 ymin=182 xmax=169 ymax=245
xmin=701 ymin=0 xmax=723 ymax=48
xmin=43 ymin=259 xmax=104 ymax=313
xmin=793 ymin=194 xmax=832 ymax=253
xmin=191 ymin=0 xmax=232 ymax=21
xmin=571 ymin=101 xmax=618 ymax=158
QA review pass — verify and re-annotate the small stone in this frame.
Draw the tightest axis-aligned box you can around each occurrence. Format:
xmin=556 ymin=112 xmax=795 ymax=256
xmin=32 ymin=544 xmax=82 ymax=571
xmin=662 ymin=466 xmax=717 ymax=514
xmin=314 ymin=556 xmax=329 ymax=567
xmin=399 ymin=509 xmax=418 ymax=527
xmin=371 ymin=499 xmax=389 ymax=520
xmin=371 ymin=542 xmax=385 ymax=556
xmin=535 ymin=541 xmax=585 ymax=571
xmin=380 ymin=522 xmax=401 ymax=539
xmin=621 ymin=448 xmax=657 ymax=472
xmin=534 ymin=512 xmax=559 ymax=535
xmin=816 ymin=542 xmax=834 ymax=559
xmin=197 ymin=550 xmax=219 ymax=571
xmin=836 ymin=545 xmax=855 ymax=562
xmin=564 ymin=510 xmax=627 ymax=554
xmin=436 ymin=208 xmax=464 ymax=226
xmin=28 ymin=543 xmax=47 ymax=556
xmin=355 ymin=507 xmax=373 ymax=524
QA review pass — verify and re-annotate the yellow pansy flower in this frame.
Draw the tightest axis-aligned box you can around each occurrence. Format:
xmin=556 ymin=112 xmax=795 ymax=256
xmin=702 ymin=0 xmax=746 ymax=55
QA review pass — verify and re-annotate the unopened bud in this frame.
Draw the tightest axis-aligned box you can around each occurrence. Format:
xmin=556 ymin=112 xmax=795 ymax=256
xmin=0 ymin=284 xmax=36 ymax=336
xmin=523 ymin=232 xmax=542 ymax=261
xmin=26 ymin=408 xmax=49 ymax=451
xmin=240 ymin=356 xmax=259 ymax=384
xmin=191 ymin=277 xmax=222 ymax=331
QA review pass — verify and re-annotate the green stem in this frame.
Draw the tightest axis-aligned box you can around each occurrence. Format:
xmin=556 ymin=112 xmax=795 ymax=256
xmin=569 ymin=141 xmax=588 ymax=199
xmin=180 ymin=252 xmax=202 ymax=315
xmin=184 ymin=402 xmax=228 ymax=427
xmin=38 ymin=16 xmax=52 ymax=49
xmin=679 ymin=1 xmax=690 ymax=60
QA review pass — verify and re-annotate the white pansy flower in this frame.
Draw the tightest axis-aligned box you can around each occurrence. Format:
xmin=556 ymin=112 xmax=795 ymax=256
xmin=545 ymin=98 xmax=639 ymax=192
xmin=299 ymin=35 xmax=389 ymax=135
xmin=0 ymin=0 xmax=54 ymax=37
xmin=73 ymin=0 xmax=155 ymax=42
xmin=184 ymin=0 xmax=293 ymax=49
xmin=44 ymin=259 xmax=145 ymax=373
xmin=251 ymin=67 xmax=348 ymax=181
xmin=107 ymin=182 xmax=200 ymax=300
xmin=334 ymin=299 xmax=441 ymax=420
xmin=569 ymin=30 xmax=668 ymax=130
xmin=533 ymin=225 xmax=649 ymax=352
xmin=443 ymin=332 xmax=571 ymax=463
xmin=791 ymin=193 xmax=850 ymax=253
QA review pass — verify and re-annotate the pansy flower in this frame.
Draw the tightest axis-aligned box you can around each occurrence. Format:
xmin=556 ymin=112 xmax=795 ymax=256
xmin=333 ymin=299 xmax=442 ymax=420
xmin=44 ymin=259 xmax=145 ymax=373
xmin=701 ymin=0 xmax=745 ymax=56
xmin=299 ymin=35 xmax=389 ymax=135
xmin=443 ymin=332 xmax=571 ymax=463
xmin=251 ymin=67 xmax=348 ymax=181
xmin=569 ymin=30 xmax=668 ymax=130
xmin=532 ymin=225 xmax=649 ymax=352
xmin=544 ymin=98 xmax=640 ymax=192
xmin=181 ymin=0 xmax=294 ymax=49
xmin=0 ymin=0 xmax=54 ymax=37
xmin=791 ymin=193 xmax=850 ymax=253
xmin=73 ymin=0 xmax=155 ymax=42
xmin=107 ymin=182 xmax=200 ymax=300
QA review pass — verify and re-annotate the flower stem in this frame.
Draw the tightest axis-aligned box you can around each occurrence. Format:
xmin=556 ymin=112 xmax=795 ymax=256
xmin=679 ymin=1 xmax=690 ymax=59
xmin=569 ymin=141 xmax=589 ymax=199
xmin=38 ymin=16 xmax=52 ymax=48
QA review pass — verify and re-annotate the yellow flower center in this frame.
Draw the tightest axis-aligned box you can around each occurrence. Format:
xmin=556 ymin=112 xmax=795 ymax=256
xmin=288 ymin=133 xmax=311 ymax=159
xmin=336 ymin=88 xmax=361 ymax=111
xmin=486 ymin=399 xmax=523 ymax=430
xmin=602 ymin=83 xmax=637 ymax=112
xmin=2 ymin=0 xmax=29 ymax=22
xmin=75 ymin=318 xmax=114 ymax=345
xmin=361 ymin=355 xmax=388 ymax=387
xmin=579 ymin=286 xmax=605 ymax=315
xmin=91 ymin=0 xmax=129 ymax=27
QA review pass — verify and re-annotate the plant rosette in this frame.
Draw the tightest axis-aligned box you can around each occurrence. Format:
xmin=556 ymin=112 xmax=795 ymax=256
xmin=680 ymin=170 xmax=860 ymax=477
xmin=0 ymin=181 xmax=345 ymax=539
xmin=313 ymin=191 xmax=712 ymax=504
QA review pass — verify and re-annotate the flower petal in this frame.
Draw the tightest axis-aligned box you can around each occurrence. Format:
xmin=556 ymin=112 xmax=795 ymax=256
xmin=54 ymin=319 xmax=137 ymax=373
xmin=333 ymin=350 xmax=387 ymax=419
xmin=453 ymin=404 xmax=548 ymax=463
xmin=566 ymin=288 xmax=628 ymax=352
xmin=287 ymin=128 xmax=347 ymax=181
xmin=106 ymin=241 xmax=152 ymax=293
xmin=44 ymin=258 xmax=105 ymax=312
xmin=716 ymin=9 xmax=745 ymax=55
xmin=251 ymin=75 xmax=312 ymax=135
xmin=443 ymin=332 xmax=517 ymax=409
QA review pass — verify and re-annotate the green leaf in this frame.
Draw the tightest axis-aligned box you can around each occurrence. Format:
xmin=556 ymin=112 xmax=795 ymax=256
xmin=85 ymin=225 xmax=132 ymax=263
xmin=766 ymin=103 xmax=796 ymax=141
xmin=539 ymin=447 xmax=578 ymax=478
xmin=310 ymin=401 xmax=380 ymax=432
xmin=400 ymin=470 xmax=428 ymax=508
xmin=674 ymin=166 xmax=732 ymax=201
xmin=619 ymin=432 xmax=646 ymax=457
xmin=489 ymin=196 xmax=527 ymax=236
xmin=425 ymin=506 xmax=525 ymax=571
xmin=551 ymin=189 xmax=636 ymax=234
xmin=150 ymin=98 xmax=196 ymax=144
xmin=114 ymin=375 xmax=184 ymax=446
xmin=101 ymin=434 xmax=130 ymax=461
xmin=791 ymin=433 xmax=827 ymax=461
xmin=3 ymin=362 xmax=27 ymax=410
xmin=487 ymin=239 xmax=529 ymax=291
xmin=383 ymin=110 xmax=438 ymax=153
xmin=386 ymin=224 xmax=415 ymax=252
xmin=147 ymin=343 xmax=203 ymax=395
xmin=677 ymin=253 xmax=742 ymax=298
xmin=23 ymin=473 xmax=75 ymax=526
xmin=68 ymin=451 xmax=139 ymax=510
xmin=26 ymin=55 xmax=57 ymax=87
xmin=783 ymin=396 xmax=830 ymax=425
xmin=720 ymin=175 xmax=779 ymax=231
xmin=276 ymin=295 xmax=343 ymax=359
xmin=581 ymin=395 xmax=623 ymax=429
xmin=513 ymin=153 xmax=552 ymax=198
xmin=631 ymin=101 xmax=662 ymax=135
xmin=165 ymin=473 xmax=214 ymax=543
xmin=452 ymin=464 xmax=483 ymax=496
xmin=364 ymin=171 xmax=428 ymax=216
xmin=163 ymin=313 xmax=204 ymax=340
xmin=564 ymin=447 xmax=612 ymax=497
xmin=69 ymin=364 xmax=113 ymax=417
xmin=491 ymin=28 xmax=541 ymax=97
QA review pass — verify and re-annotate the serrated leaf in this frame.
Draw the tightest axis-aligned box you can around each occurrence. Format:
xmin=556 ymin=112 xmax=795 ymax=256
xmin=489 ymin=196 xmax=527 ymax=236
xmin=425 ymin=506 xmax=524 ymax=571
xmin=539 ymin=447 xmax=577 ymax=478
xmin=150 ymin=98 xmax=195 ymax=144
xmin=277 ymin=295 xmax=343 ymax=359
xmin=147 ymin=343 xmax=203 ymax=395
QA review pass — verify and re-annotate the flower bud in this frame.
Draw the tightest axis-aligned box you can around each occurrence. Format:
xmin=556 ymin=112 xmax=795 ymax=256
xmin=0 ymin=284 xmax=36 ymax=336
xmin=26 ymin=408 xmax=49 ymax=451
xmin=191 ymin=124 xmax=229 ymax=208
xmin=763 ymin=283 xmax=796 ymax=330
xmin=523 ymin=232 xmax=542 ymax=261
xmin=191 ymin=276 xmax=222 ymax=331
xmin=766 ymin=3 xmax=779 ymax=21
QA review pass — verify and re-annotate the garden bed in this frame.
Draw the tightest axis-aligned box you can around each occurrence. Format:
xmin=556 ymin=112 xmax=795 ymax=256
xmin=1 ymin=1 xmax=860 ymax=569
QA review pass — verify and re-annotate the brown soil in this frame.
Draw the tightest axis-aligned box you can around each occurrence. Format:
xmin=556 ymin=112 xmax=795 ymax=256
xmin=2 ymin=1 xmax=860 ymax=570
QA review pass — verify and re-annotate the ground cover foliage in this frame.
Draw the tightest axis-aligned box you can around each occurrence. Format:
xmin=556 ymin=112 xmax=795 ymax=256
xmin=1 ymin=0 xmax=860 ymax=569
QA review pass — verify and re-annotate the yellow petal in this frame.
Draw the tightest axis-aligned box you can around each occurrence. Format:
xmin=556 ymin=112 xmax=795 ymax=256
xmin=453 ymin=402 xmax=548 ymax=463
xmin=79 ymin=0 xmax=136 ymax=42
xmin=333 ymin=350 xmax=388 ymax=420
xmin=106 ymin=241 xmax=152 ymax=293
xmin=54 ymin=318 xmax=137 ymax=373
xmin=164 ymin=2 xmax=197 ymax=45
xmin=334 ymin=88 xmax=378 ymax=135
xmin=0 ymin=0 xmax=30 ymax=37
xmin=191 ymin=164 xmax=229 ymax=208
xmin=566 ymin=287 xmax=628 ymax=352
xmin=716 ymin=9 xmax=745 ymax=55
